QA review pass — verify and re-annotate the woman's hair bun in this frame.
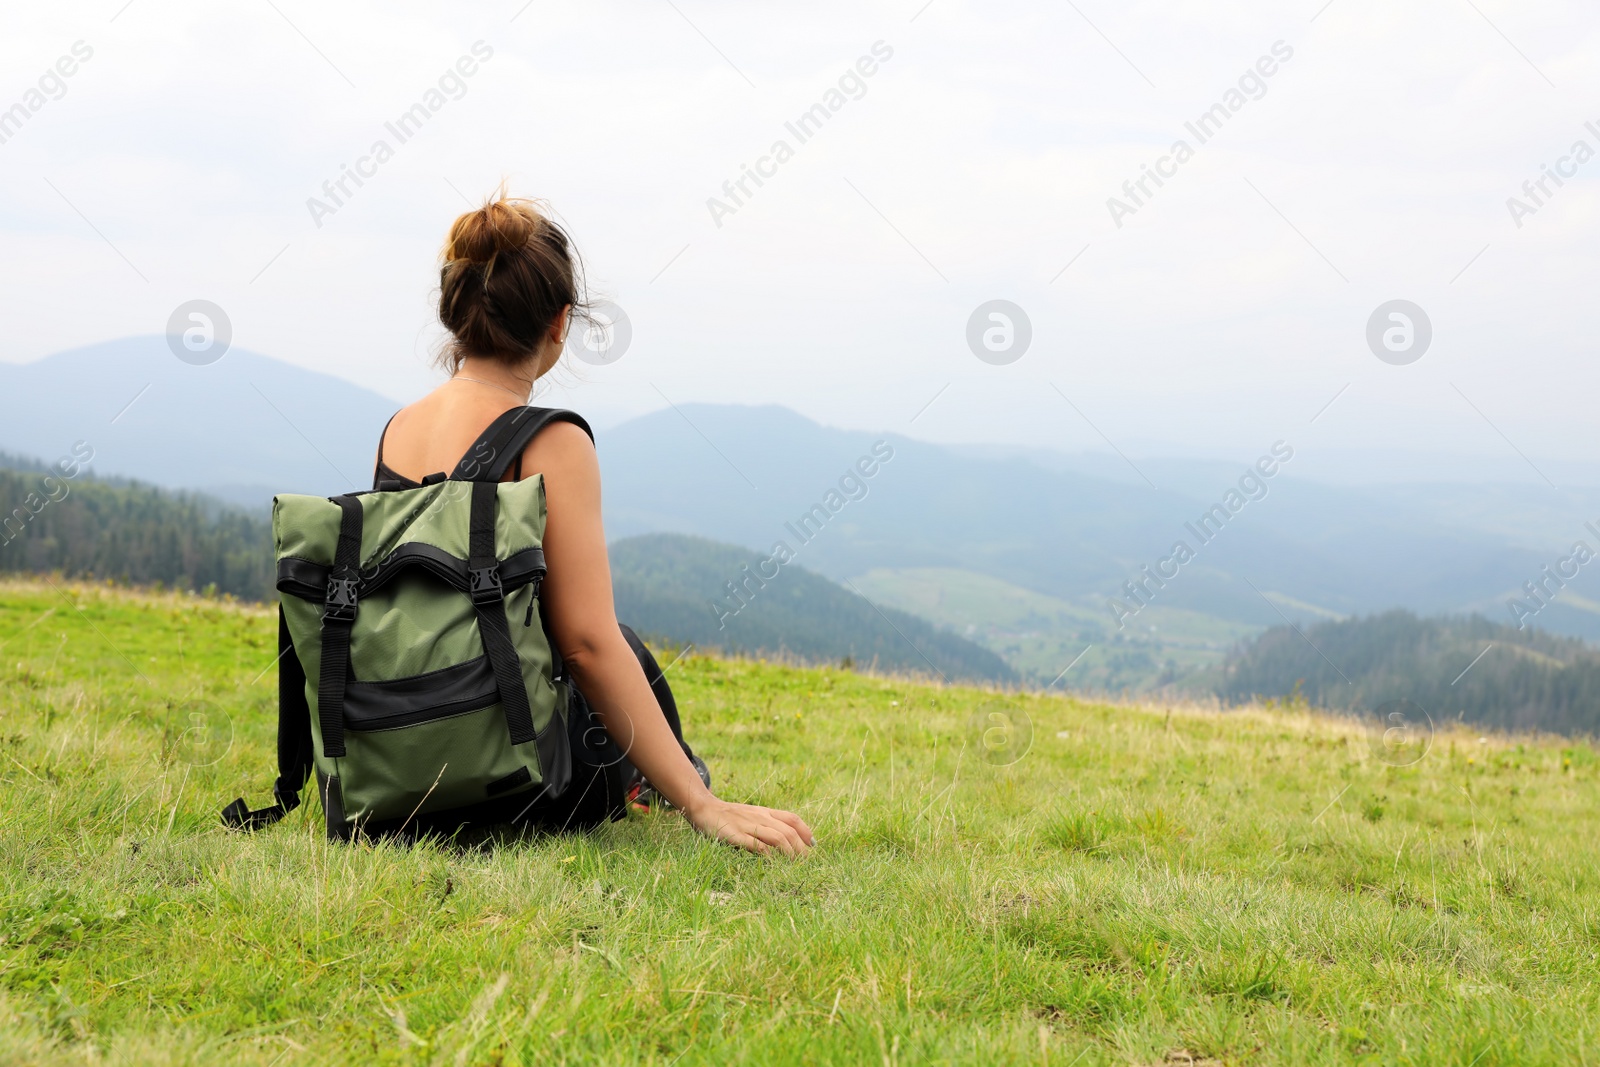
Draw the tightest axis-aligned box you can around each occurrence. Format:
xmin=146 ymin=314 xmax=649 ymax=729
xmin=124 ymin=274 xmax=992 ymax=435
xmin=437 ymin=193 xmax=586 ymax=369
xmin=443 ymin=198 xmax=543 ymax=264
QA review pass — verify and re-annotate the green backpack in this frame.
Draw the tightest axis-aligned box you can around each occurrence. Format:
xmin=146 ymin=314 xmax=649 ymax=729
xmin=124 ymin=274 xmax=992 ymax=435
xmin=222 ymin=408 xmax=588 ymax=839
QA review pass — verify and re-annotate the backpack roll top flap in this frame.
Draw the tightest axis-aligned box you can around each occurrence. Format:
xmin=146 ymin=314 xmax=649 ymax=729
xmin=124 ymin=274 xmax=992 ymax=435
xmin=272 ymin=476 xmax=571 ymax=829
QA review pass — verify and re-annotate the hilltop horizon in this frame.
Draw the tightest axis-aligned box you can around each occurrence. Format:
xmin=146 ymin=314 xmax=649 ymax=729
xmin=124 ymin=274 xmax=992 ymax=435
xmin=7 ymin=335 xmax=1600 ymax=491
xmin=9 ymin=336 xmax=1600 ymax=693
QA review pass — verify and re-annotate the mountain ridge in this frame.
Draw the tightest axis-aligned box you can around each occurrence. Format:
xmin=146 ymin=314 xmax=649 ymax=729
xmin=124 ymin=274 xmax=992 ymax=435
xmin=0 ymin=336 xmax=399 ymax=508
xmin=8 ymin=337 xmax=1600 ymax=678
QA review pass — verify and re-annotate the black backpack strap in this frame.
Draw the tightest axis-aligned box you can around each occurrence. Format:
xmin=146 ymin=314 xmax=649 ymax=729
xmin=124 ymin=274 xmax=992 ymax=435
xmin=314 ymin=494 xmax=364 ymax=759
xmin=454 ymin=407 xmax=591 ymax=690
xmin=468 ymin=479 xmax=538 ymax=745
xmin=221 ymin=605 xmax=315 ymax=831
xmin=451 ymin=407 xmax=594 ymax=483
xmin=452 ymin=409 xmax=591 ymax=755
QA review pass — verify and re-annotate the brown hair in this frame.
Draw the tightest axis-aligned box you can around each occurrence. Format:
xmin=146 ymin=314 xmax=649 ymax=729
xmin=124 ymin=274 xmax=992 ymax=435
xmin=437 ymin=196 xmax=586 ymax=371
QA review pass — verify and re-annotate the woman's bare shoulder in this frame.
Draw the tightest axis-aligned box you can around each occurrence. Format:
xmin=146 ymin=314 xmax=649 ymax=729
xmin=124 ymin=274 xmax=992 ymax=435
xmin=521 ymin=418 xmax=598 ymax=480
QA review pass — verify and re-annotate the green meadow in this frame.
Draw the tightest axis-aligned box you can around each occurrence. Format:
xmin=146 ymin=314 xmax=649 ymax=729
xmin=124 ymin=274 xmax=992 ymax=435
xmin=1 ymin=579 xmax=1597 ymax=1065
xmin=848 ymin=566 xmax=1257 ymax=691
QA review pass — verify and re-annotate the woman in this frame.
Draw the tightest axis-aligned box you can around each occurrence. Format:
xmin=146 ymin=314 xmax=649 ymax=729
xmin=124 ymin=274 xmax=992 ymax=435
xmin=373 ymin=197 xmax=813 ymax=857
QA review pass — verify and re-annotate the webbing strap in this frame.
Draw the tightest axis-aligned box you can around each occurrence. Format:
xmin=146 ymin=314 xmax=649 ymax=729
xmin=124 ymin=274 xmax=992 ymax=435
xmin=468 ymin=477 xmax=497 ymax=571
xmin=450 ymin=407 xmax=590 ymax=701
xmin=454 ymin=407 xmax=529 ymax=482
xmin=316 ymin=495 xmax=363 ymax=759
xmin=221 ymin=606 xmax=313 ymax=831
xmin=469 ymin=480 xmax=537 ymax=745
xmin=450 ymin=407 xmax=595 ymax=483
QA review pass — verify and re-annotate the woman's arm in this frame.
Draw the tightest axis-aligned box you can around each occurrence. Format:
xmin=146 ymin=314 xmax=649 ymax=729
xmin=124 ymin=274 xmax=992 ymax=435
xmin=524 ymin=422 xmax=814 ymax=856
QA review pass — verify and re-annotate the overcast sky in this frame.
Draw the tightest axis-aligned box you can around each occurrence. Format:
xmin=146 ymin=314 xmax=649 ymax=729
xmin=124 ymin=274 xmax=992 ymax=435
xmin=3 ymin=0 xmax=1598 ymax=481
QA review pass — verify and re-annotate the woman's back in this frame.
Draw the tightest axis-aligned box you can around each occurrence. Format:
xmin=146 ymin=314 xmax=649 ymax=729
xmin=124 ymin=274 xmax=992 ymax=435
xmin=378 ymin=390 xmax=519 ymax=485
xmin=376 ymin=387 xmax=558 ymax=487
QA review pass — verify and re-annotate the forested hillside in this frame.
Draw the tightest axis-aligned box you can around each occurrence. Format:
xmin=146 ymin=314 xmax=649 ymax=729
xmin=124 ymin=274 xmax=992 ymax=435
xmin=19 ymin=452 xmax=1600 ymax=723
xmin=1217 ymin=609 xmax=1600 ymax=734
xmin=0 ymin=460 xmax=1012 ymax=683
xmin=0 ymin=457 xmax=273 ymax=599
xmin=610 ymin=533 xmax=1016 ymax=683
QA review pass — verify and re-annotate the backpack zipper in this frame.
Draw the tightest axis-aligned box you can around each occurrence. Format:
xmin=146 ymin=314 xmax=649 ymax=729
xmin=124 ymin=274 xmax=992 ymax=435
xmin=524 ymin=578 xmax=541 ymax=627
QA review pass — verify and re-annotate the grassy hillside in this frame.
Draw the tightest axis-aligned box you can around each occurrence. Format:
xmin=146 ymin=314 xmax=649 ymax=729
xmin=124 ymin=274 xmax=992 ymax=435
xmin=610 ymin=534 xmax=1015 ymax=684
xmin=850 ymin=566 xmax=1259 ymax=691
xmin=3 ymin=580 xmax=1599 ymax=1065
xmin=1216 ymin=610 xmax=1600 ymax=735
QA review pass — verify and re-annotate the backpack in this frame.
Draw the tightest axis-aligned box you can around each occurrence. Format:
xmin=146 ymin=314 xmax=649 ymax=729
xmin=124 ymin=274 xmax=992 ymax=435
xmin=222 ymin=407 xmax=589 ymax=840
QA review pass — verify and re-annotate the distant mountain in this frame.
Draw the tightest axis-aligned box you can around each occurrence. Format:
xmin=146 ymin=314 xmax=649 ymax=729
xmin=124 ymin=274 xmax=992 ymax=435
xmin=0 ymin=336 xmax=398 ymax=509
xmin=599 ymin=404 xmax=1584 ymax=628
xmin=609 ymin=534 xmax=1015 ymax=684
xmin=10 ymin=336 xmax=1600 ymax=693
xmin=1214 ymin=610 xmax=1600 ymax=735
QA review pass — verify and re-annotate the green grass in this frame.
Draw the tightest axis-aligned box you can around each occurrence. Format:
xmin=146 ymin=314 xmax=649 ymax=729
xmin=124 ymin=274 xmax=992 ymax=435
xmin=2 ymin=578 xmax=1598 ymax=1065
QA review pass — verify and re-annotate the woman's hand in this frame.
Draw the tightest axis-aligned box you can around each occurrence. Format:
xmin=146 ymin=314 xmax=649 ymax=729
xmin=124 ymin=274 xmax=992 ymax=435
xmin=681 ymin=796 xmax=815 ymax=857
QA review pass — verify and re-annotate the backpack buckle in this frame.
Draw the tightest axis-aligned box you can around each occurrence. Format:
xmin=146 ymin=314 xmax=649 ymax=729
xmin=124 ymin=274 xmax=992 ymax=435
xmin=324 ymin=576 xmax=359 ymax=621
xmin=469 ymin=565 xmax=503 ymax=604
